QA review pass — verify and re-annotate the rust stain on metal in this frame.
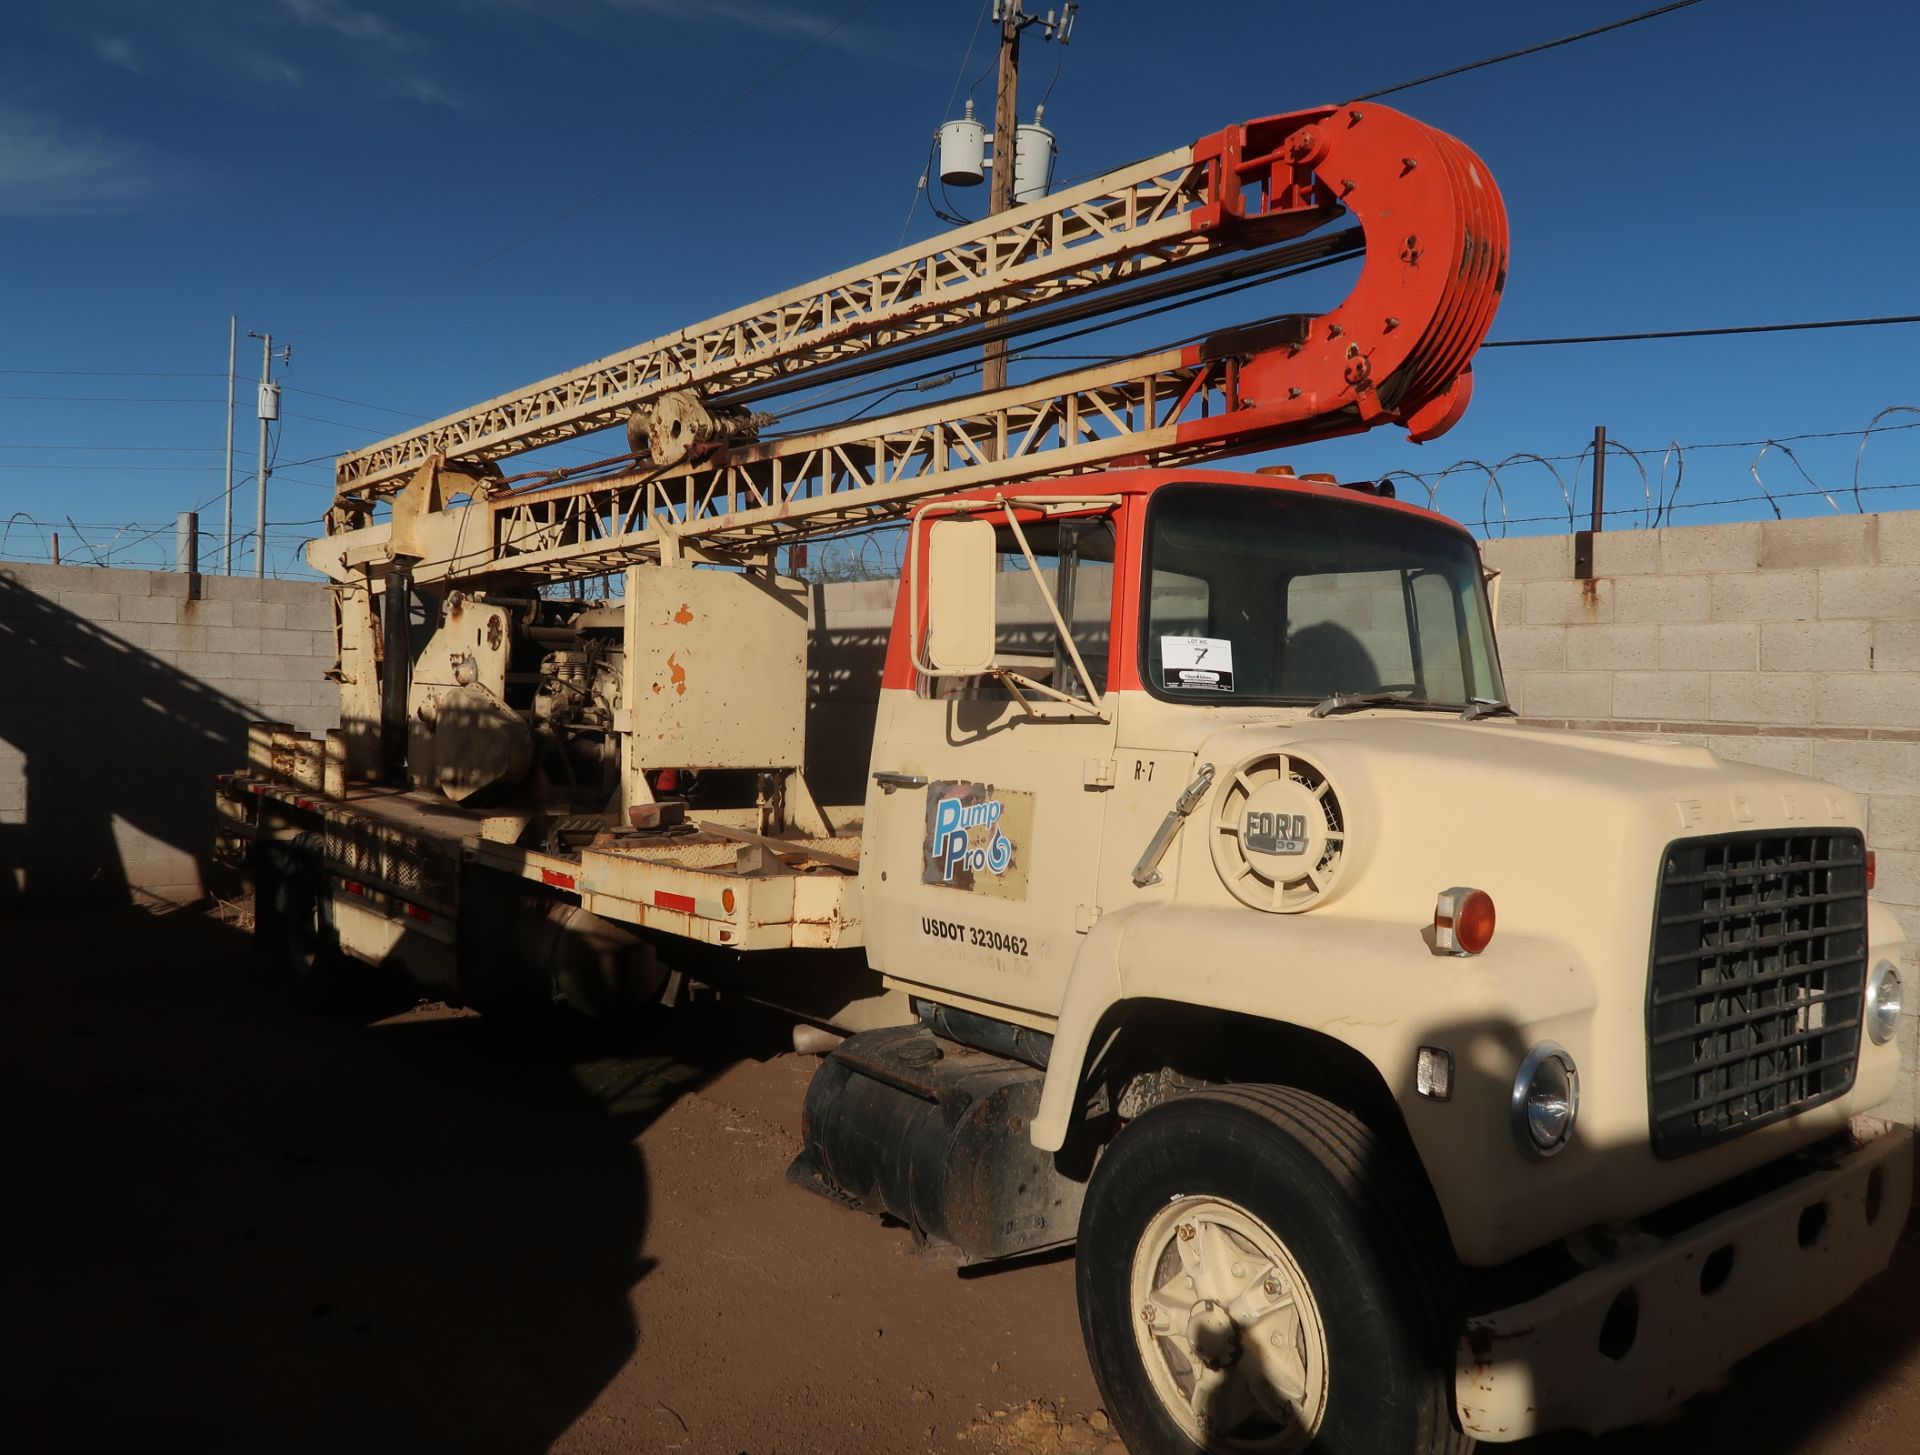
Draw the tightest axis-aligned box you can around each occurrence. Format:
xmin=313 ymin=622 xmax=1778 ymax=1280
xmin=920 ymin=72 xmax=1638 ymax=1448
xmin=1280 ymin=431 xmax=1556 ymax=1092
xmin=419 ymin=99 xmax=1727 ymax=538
xmin=667 ymin=651 xmax=687 ymax=696
xmin=672 ymin=603 xmax=694 ymax=625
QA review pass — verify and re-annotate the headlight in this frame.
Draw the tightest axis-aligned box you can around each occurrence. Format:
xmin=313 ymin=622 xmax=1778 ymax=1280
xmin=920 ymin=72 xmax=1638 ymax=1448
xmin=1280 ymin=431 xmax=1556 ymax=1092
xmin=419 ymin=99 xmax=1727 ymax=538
xmin=1866 ymin=961 xmax=1903 ymax=1046
xmin=1511 ymin=1042 xmax=1579 ymax=1158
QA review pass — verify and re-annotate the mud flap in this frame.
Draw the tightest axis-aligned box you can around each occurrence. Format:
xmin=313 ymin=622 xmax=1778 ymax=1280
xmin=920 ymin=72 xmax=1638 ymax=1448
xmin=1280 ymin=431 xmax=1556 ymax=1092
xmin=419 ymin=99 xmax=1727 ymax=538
xmin=787 ymin=1024 xmax=1087 ymax=1262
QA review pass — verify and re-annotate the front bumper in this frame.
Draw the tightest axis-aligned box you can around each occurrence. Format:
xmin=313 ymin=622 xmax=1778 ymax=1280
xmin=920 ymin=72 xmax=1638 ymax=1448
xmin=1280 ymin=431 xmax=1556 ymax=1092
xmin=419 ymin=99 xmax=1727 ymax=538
xmin=1456 ymin=1119 xmax=1913 ymax=1441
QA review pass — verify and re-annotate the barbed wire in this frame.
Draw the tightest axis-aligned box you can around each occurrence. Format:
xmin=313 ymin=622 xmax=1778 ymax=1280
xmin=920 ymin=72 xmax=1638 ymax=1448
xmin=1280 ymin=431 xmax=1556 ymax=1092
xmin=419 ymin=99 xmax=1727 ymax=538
xmin=1372 ymin=405 xmax=1920 ymax=536
xmin=0 ymin=512 xmax=320 ymax=578
xmin=6 ymin=406 xmax=1917 ymax=582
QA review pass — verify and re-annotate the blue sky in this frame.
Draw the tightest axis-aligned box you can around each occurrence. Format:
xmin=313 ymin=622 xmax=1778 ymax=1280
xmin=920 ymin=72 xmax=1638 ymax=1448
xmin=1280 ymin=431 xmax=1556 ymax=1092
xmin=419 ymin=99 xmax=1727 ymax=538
xmin=2 ymin=0 xmax=1917 ymax=575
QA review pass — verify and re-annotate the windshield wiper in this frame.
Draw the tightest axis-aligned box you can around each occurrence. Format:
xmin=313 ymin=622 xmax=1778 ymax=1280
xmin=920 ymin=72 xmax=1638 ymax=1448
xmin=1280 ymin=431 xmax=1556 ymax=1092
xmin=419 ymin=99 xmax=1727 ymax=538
xmin=1311 ymin=689 xmax=1429 ymax=718
xmin=1460 ymin=697 xmax=1517 ymax=722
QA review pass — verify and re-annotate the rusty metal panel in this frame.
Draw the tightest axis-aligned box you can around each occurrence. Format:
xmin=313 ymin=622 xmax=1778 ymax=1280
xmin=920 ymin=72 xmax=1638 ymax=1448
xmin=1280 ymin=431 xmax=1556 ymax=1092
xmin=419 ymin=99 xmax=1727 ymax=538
xmin=622 ymin=567 xmax=806 ymax=769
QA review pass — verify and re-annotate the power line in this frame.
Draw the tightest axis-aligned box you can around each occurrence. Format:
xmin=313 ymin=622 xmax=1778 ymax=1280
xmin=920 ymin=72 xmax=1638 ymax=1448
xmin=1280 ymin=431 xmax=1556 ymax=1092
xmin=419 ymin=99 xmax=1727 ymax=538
xmin=1349 ymin=0 xmax=1709 ymax=102
xmin=1484 ymin=313 xmax=1920 ymax=348
xmin=0 ymin=394 xmax=224 ymax=404
xmin=0 ymin=368 xmax=226 ymax=379
xmin=0 ymin=443 xmax=225 ymax=453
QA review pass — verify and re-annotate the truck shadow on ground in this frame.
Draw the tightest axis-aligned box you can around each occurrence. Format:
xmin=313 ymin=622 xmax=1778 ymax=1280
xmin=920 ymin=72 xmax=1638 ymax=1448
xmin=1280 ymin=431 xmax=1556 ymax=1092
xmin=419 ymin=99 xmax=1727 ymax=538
xmin=0 ymin=905 xmax=789 ymax=1455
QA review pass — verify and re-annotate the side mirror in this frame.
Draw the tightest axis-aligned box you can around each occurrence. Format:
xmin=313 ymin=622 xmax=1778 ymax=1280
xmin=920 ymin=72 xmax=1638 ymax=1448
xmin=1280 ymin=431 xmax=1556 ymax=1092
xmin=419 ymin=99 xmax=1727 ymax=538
xmin=925 ymin=518 xmax=997 ymax=674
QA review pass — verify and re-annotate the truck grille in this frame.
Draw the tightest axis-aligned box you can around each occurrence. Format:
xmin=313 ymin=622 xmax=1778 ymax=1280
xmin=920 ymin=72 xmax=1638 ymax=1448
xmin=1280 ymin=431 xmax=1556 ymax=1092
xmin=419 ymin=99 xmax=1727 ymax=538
xmin=1646 ymin=830 xmax=1868 ymax=1158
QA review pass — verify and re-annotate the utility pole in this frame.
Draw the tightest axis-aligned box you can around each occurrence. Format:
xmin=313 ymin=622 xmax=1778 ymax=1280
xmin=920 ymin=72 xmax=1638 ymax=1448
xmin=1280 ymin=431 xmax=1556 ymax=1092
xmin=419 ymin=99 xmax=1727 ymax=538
xmin=247 ymin=330 xmax=289 ymax=578
xmin=982 ymin=2 xmax=1021 ymax=394
xmin=222 ymin=316 xmax=236 ymax=575
xmin=980 ymin=3 xmax=1075 ymax=394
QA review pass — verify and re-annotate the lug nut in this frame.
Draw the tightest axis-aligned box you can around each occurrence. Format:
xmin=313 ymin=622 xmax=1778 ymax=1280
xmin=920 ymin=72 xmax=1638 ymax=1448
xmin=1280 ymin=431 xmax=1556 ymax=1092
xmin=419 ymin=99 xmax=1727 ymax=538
xmin=1177 ymin=1223 xmax=1196 ymax=1242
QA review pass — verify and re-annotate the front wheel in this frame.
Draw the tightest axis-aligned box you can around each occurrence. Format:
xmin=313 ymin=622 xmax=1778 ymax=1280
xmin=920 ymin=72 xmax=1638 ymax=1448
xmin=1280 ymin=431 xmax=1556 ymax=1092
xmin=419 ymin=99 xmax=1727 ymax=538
xmin=1076 ymin=1085 xmax=1470 ymax=1455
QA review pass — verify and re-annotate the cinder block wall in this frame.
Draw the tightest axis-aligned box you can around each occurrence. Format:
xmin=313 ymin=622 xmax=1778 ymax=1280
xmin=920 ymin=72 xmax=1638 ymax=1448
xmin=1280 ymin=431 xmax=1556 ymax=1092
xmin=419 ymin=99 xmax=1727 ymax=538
xmin=1484 ymin=511 xmax=1919 ymax=1123
xmin=0 ymin=563 xmax=337 ymax=906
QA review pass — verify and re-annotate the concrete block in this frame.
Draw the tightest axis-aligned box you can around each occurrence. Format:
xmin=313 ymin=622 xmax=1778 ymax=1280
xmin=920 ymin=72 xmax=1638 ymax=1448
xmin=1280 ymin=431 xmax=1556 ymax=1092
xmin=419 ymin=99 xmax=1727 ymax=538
xmin=201 ymin=573 xmax=269 ymax=603
xmin=104 ymin=620 xmax=155 ymax=650
xmin=229 ymin=600 xmax=290 ymax=630
xmin=285 ymin=600 xmax=332 ymax=632
xmin=1818 ymin=672 xmax=1920 ymax=729
xmin=178 ymin=598 xmax=235 ymax=628
xmin=143 ymin=570 xmax=192 ymax=599
xmin=1613 ymin=671 xmax=1708 ymax=720
xmin=254 ymin=680 xmax=317 ymax=710
xmin=1706 ymin=734 xmax=1812 ymax=777
xmin=1876 ymin=510 xmax=1920 ymax=565
xmin=1480 ymin=533 xmax=1571 ymax=582
xmin=1759 ymin=515 xmax=1878 ymax=569
xmin=1876 ymin=849 xmax=1920 ymax=908
xmin=1614 ymin=574 xmax=1711 ymax=623
xmin=1811 ymin=739 xmax=1919 ymax=797
xmin=1709 ymin=671 xmax=1816 ymax=725
xmin=143 ymin=621 xmax=209 ymax=654
xmin=1517 ymin=671 xmax=1614 ymax=718
xmin=54 ymin=590 xmax=122 ymax=622
xmin=1868 ymin=795 xmax=1920 ymax=852
xmin=1710 ymin=570 xmax=1817 ymax=623
xmin=1522 ymin=578 xmax=1613 ymax=625
xmin=1590 ymin=530 xmax=1663 ymax=577
xmin=1566 ymin=624 xmax=1659 ymax=671
xmin=176 ymin=651 xmax=240 ymax=682
xmin=1821 ymin=564 xmax=1920 ymax=621
xmin=259 ymin=627 xmax=321 ymax=658
xmin=1875 ymin=623 xmax=1920 ymax=672
xmin=1661 ymin=521 xmax=1762 ymax=575
xmin=115 ymin=594 xmax=183 ymax=625
xmin=1660 ymin=622 xmax=1758 ymax=671
xmin=1494 ymin=624 xmax=1566 ymax=670
xmin=204 ymin=625 xmax=264 ymax=655
xmin=255 ymin=652 xmax=326 ymax=683
xmin=1760 ymin=619 xmax=1873 ymax=672
xmin=217 ymin=677 xmax=266 ymax=707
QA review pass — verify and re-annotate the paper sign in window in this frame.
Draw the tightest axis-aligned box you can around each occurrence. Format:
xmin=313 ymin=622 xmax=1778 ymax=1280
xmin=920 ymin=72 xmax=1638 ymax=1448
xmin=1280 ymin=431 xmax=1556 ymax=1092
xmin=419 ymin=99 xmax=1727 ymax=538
xmin=1160 ymin=635 xmax=1235 ymax=693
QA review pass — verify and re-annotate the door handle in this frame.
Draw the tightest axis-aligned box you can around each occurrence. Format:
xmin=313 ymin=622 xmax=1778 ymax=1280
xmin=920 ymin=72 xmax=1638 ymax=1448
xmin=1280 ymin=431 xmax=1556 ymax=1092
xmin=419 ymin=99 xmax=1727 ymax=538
xmin=872 ymin=771 xmax=929 ymax=793
xmin=1131 ymin=762 xmax=1215 ymax=888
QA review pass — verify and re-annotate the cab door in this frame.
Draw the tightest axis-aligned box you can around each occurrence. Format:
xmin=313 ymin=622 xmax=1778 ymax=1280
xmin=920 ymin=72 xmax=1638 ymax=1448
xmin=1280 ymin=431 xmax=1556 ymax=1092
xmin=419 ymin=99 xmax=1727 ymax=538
xmin=861 ymin=513 xmax=1119 ymax=1025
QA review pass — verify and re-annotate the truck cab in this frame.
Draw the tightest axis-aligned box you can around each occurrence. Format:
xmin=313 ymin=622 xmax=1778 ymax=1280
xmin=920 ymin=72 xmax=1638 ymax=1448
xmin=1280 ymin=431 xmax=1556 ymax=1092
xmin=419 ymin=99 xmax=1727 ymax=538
xmin=813 ymin=465 xmax=1910 ymax=1448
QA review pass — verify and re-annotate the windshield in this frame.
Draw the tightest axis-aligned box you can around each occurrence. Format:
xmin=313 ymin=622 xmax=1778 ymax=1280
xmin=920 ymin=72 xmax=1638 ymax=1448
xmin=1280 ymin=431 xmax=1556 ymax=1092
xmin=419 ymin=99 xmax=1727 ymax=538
xmin=1141 ymin=483 xmax=1504 ymax=708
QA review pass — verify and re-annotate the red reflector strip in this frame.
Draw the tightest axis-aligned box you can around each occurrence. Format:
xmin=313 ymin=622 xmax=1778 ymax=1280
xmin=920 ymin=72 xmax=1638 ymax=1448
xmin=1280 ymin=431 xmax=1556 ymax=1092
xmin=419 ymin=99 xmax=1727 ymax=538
xmin=404 ymin=903 xmax=432 ymax=923
xmin=295 ymin=798 xmax=315 ymax=810
xmin=654 ymin=890 xmax=696 ymax=914
xmin=343 ymin=880 xmax=365 ymax=896
xmin=541 ymin=868 xmax=577 ymax=890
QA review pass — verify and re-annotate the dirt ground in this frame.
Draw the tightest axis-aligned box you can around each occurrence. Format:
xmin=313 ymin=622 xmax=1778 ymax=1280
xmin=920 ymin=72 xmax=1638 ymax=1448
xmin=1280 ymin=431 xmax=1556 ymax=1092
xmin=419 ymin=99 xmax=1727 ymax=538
xmin=5 ymin=906 xmax=1918 ymax=1455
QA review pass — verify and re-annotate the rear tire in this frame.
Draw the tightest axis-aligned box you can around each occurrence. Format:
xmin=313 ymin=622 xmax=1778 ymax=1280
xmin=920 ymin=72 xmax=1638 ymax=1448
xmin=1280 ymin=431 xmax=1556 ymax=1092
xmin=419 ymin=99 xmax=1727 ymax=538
xmin=1076 ymin=1084 xmax=1470 ymax=1455
xmin=265 ymin=836 xmax=356 ymax=1009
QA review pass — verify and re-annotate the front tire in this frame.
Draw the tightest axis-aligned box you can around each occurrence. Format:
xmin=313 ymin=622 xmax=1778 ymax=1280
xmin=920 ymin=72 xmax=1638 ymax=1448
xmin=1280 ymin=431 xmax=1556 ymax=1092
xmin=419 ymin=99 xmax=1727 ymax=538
xmin=1076 ymin=1085 xmax=1469 ymax=1455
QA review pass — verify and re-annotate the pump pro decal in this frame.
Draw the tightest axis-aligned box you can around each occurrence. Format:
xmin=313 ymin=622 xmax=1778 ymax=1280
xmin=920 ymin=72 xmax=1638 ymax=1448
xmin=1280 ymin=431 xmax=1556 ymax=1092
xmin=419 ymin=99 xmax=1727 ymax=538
xmin=921 ymin=780 xmax=1035 ymax=900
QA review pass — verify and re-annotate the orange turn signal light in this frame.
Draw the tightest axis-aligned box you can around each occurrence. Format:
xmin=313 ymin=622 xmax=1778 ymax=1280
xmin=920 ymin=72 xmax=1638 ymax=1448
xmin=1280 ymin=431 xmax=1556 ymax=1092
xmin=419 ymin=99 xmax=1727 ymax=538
xmin=1433 ymin=886 xmax=1496 ymax=956
xmin=1866 ymin=851 xmax=1877 ymax=892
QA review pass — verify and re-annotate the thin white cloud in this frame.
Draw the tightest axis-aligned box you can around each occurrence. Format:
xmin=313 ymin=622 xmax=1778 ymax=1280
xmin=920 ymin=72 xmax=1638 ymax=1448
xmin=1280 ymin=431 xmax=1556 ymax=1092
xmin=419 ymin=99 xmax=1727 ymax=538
xmin=92 ymin=36 xmax=145 ymax=74
xmin=599 ymin=0 xmax=893 ymax=59
xmin=235 ymin=48 xmax=306 ymax=87
xmin=278 ymin=0 xmax=416 ymax=51
xmin=0 ymin=104 xmax=181 ymax=216
xmin=385 ymin=75 xmax=467 ymax=111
